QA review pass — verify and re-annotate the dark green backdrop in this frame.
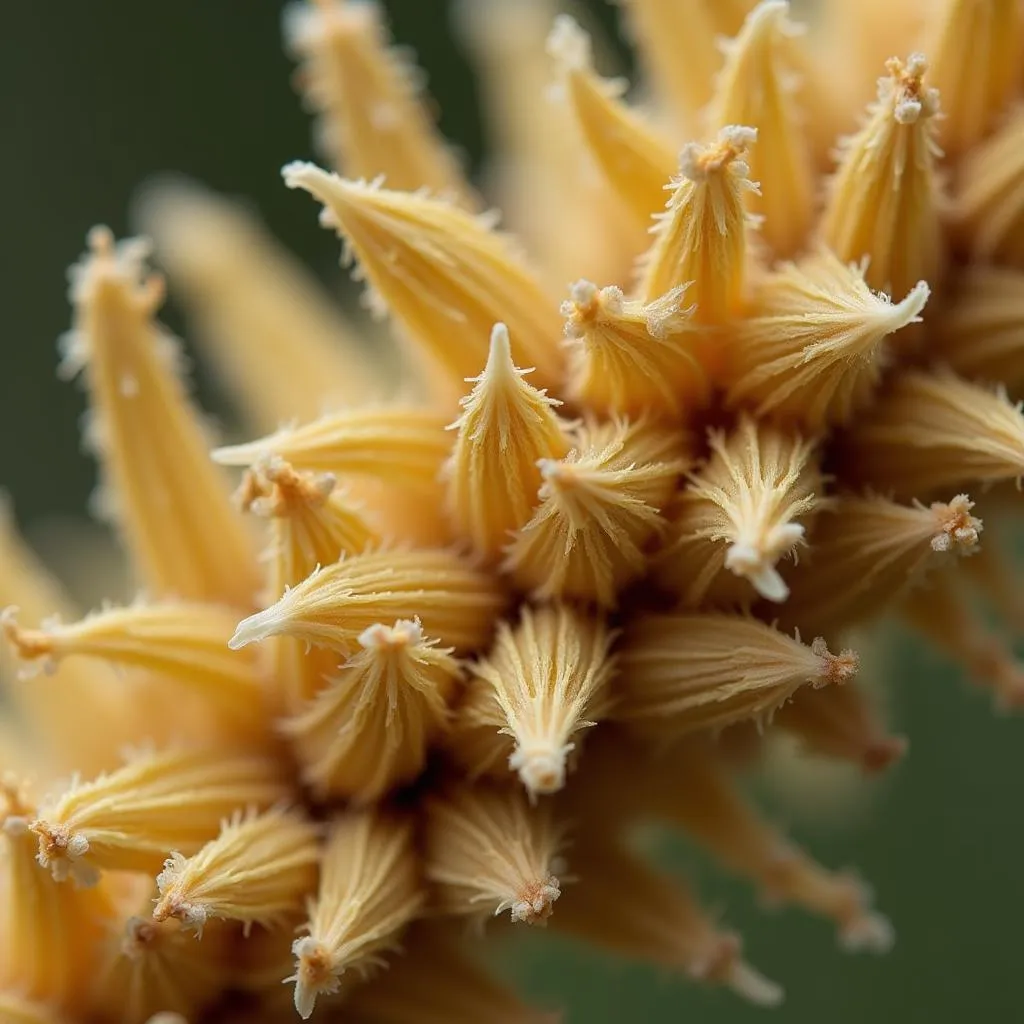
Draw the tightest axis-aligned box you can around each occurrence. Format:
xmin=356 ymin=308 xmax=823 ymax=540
xmin=1 ymin=3 xmax=1021 ymax=1021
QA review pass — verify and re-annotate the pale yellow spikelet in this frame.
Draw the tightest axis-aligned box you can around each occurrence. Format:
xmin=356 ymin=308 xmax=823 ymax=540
xmin=280 ymin=618 xmax=460 ymax=803
xmin=290 ymin=811 xmax=423 ymax=1020
xmin=615 ymin=614 xmax=858 ymax=736
xmin=837 ymin=370 xmax=1024 ymax=497
xmin=135 ymin=180 xmax=389 ymax=433
xmin=952 ymin=104 xmax=1024 ymax=265
xmin=820 ymin=54 xmax=944 ymax=300
xmin=152 ymin=808 xmax=319 ymax=934
xmin=561 ymin=279 xmax=711 ymax=419
xmin=933 ymin=267 xmax=1024 ymax=391
xmin=0 ymin=992 xmax=71 ymax=1024
xmin=445 ymin=323 xmax=570 ymax=562
xmin=1 ymin=778 xmax=115 ymax=1008
xmin=921 ymin=0 xmax=1022 ymax=157
xmin=706 ymin=1 xmax=814 ymax=257
xmin=504 ymin=418 xmax=688 ymax=608
xmin=546 ymin=15 xmax=677 ymax=229
xmin=30 ymin=748 xmax=290 ymax=885
xmin=91 ymin=876 xmax=229 ymax=1024
xmin=638 ymin=742 xmax=894 ymax=951
xmin=618 ymin=0 xmax=756 ymax=127
xmin=777 ymin=493 xmax=982 ymax=639
xmin=281 ymin=163 xmax=564 ymax=402
xmin=229 ymin=548 xmax=505 ymax=656
xmin=553 ymin=839 xmax=782 ymax=1007
xmin=902 ymin=569 xmax=1024 ymax=710
xmin=283 ymin=0 xmax=474 ymax=203
xmin=655 ymin=418 xmax=822 ymax=606
xmin=638 ymin=125 xmax=760 ymax=339
xmin=63 ymin=228 xmax=258 ymax=609
xmin=724 ymin=249 xmax=930 ymax=428
xmin=423 ymin=783 xmax=563 ymax=924
xmin=452 ymin=605 xmax=616 ymax=798
xmin=341 ymin=922 xmax=558 ymax=1024
xmin=776 ymin=683 xmax=908 ymax=775
xmin=2 ymin=601 xmax=267 ymax=738
xmin=0 ymin=499 xmax=126 ymax=777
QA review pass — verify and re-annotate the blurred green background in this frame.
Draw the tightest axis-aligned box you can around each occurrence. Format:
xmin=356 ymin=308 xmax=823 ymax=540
xmin=1 ymin=2 xmax=1022 ymax=1021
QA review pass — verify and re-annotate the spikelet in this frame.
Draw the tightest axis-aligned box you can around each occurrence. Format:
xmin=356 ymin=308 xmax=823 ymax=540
xmin=341 ymin=922 xmax=557 ymax=1024
xmin=615 ymin=614 xmax=858 ymax=736
xmin=932 ymin=267 xmax=1024 ymax=391
xmin=724 ymin=249 xmax=930 ymax=428
xmin=618 ymin=0 xmax=756 ymax=127
xmin=0 ymin=499 xmax=126 ymax=777
xmin=552 ymin=839 xmax=782 ymax=1007
xmin=30 ymin=748 xmax=289 ymax=885
xmin=546 ymin=16 xmax=677 ymax=228
xmin=280 ymin=619 xmax=459 ymax=803
xmin=706 ymin=1 xmax=814 ymax=257
xmin=283 ymin=0 xmax=474 ymax=203
xmin=561 ymin=280 xmax=711 ymax=419
xmin=837 ymin=371 xmax=1024 ymax=497
xmin=504 ymin=418 xmax=688 ymax=608
xmin=635 ymin=742 xmax=894 ymax=951
xmin=952 ymin=104 xmax=1024 ymax=265
xmin=777 ymin=493 xmax=982 ymax=638
xmin=0 ymin=778 xmax=114 ymax=1007
xmin=152 ymin=808 xmax=319 ymax=934
xmin=91 ymin=878 xmax=229 ymax=1024
xmin=655 ymin=418 xmax=822 ymax=605
xmin=423 ymin=783 xmax=563 ymax=924
xmin=638 ymin=126 xmax=760 ymax=338
xmin=820 ymin=54 xmax=944 ymax=300
xmin=235 ymin=457 xmax=381 ymax=712
xmin=63 ymin=228 xmax=257 ymax=609
xmin=230 ymin=548 xmax=505 ymax=656
xmin=2 ymin=602 xmax=267 ymax=738
xmin=451 ymin=605 xmax=616 ymax=798
xmin=776 ymin=683 xmax=908 ymax=774
xmin=921 ymin=0 xmax=1022 ymax=157
xmin=445 ymin=323 xmax=569 ymax=562
xmin=134 ymin=180 xmax=388 ymax=432
xmin=282 ymin=163 xmax=564 ymax=401
xmin=902 ymin=570 xmax=1024 ymax=709
xmin=290 ymin=811 xmax=423 ymax=1019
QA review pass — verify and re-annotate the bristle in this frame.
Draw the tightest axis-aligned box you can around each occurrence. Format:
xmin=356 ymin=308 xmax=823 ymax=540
xmin=282 ymin=163 xmax=564 ymax=403
xmin=445 ymin=323 xmax=570 ymax=562
xmin=615 ymin=614 xmax=858 ymax=736
xmin=820 ymin=54 xmax=945 ymax=301
xmin=724 ymin=249 xmax=930 ymax=428
xmin=423 ymin=783 xmax=563 ymax=924
xmin=504 ymin=418 xmax=688 ymax=608
xmin=776 ymin=492 xmax=982 ymax=638
xmin=837 ymin=370 xmax=1024 ymax=497
xmin=290 ymin=810 xmax=423 ymax=1020
xmin=561 ymin=280 xmax=710 ymax=419
xmin=921 ymin=0 xmax=1022 ymax=158
xmin=63 ymin=227 xmax=258 ymax=609
xmin=706 ymin=1 xmax=814 ymax=257
xmin=952 ymin=104 xmax=1024 ymax=266
xmin=547 ymin=15 xmax=677 ymax=229
xmin=638 ymin=126 xmax=760 ymax=339
xmin=134 ymin=179 xmax=390 ymax=433
xmin=450 ymin=605 xmax=616 ymax=799
xmin=152 ymin=808 xmax=319 ymax=934
xmin=30 ymin=748 xmax=289 ymax=885
xmin=229 ymin=548 xmax=505 ymax=656
xmin=283 ymin=0 xmax=475 ymax=203
xmin=655 ymin=418 xmax=822 ymax=606
xmin=280 ymin=619 xmax=460 ymax=803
